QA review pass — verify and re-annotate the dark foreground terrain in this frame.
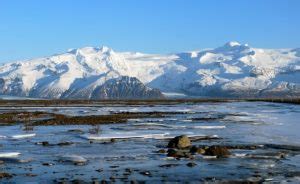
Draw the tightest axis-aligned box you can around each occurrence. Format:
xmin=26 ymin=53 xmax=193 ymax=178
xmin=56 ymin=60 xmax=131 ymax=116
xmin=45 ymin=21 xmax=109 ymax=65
xmin=0 ymin=99 xmax=299 ymax=183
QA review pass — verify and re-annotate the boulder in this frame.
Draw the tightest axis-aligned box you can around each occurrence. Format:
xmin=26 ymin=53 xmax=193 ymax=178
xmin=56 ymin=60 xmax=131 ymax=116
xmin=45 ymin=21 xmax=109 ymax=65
xmin=167 ymin=135 xmax=191 ymax=149
xmin=204 ymin=146 xmax=230 ymax=157
xmin=190 ymin=146 xmax=205 ymax=154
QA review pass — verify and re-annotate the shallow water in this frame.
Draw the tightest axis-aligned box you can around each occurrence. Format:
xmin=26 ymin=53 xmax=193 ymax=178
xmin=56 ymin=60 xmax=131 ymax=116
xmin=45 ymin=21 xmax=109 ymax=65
xmin=0 ymin=102 xmax=299 ymax=183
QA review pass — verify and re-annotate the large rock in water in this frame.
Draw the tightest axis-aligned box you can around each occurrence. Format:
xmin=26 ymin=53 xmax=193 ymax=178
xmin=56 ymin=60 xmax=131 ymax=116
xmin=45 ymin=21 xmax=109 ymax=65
xmin=91 ymin=76 xmax=164 ymax=99
xmin=204 ymin=146 xmax=230 ymax=157
xmin=167 ymin=135 xmax=191 ymax=149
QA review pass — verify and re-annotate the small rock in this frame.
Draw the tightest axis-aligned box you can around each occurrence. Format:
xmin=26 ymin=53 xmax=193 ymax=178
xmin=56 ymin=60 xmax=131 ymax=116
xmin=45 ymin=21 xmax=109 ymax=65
xmin=57 ymin=142 xmax=73 ymax=146
xmin=110 ymin=165 xmax=119 ymax=168
xmin=0 ymin=160 xmax=4 ymax=165
xmin=123 ymin=172 xmax=131 ymax=176
xmin=43 ymin=141 xmax=50 ymax=146
xmin=186 ymin=162 xmax=197 ymax=167
xmin=157 ymin=149 xmax=166 ymax=154
xmin=100 ymin=180 xmax=109 ymax=184
xmin=74 ymin=162 xmax=85 ymax=166
xmin=197 ymin=148 xmax=205 ymax=154
xmin=71 ymin=179 xmax=88 ymax=184
xmin=226 ymin=144 xmax=259 ymax=150
xmin=25 ymin=173 xmax=37 ymax=177
xmin=109 ymin=176 xmax=116 ymax=182
xmin=92 ymin=180 xmax=99 ymax=184
xmin=38 ymin=141 xmax=50 ymax=146
xmin=139 ymin=171 xmax=152 ymax=176
xmin=96 ymin=169 xmax=103 ymax=172
xmin=68 ymin=129 xmax=84 ymax=134
xmin=125 ymin=168 xmax=133 ymax=173
xmin=167 ymin=149 xmax=183 ymax=157
xmin=42 ymin=162 xmax=54 ymax=166
xmin=0 ymin=172 xmax=12 ymax=179
xmin=167 ymin=149 xmax=193 ymax=159
xmin=167 ymin=135 xmax=191 ymax=149
xmin=159 ymin=163 xmax=180 ymax=168
xmin=190 ymin=146 xmax=205 ymax=154
xmin=130 ymin=180 xmax=138 ymax=184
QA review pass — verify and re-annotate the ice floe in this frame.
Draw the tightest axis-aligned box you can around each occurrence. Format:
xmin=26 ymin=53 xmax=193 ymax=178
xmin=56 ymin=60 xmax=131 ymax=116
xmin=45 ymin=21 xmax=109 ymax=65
xmin=0 ymin=135 xmax=7 ymax=139
xmin=79 ymin=133 xmax=170 ymax=140
xmin=132 ymin=122 xmax=168 ymax=127
xmin=58 ymin=154 xmax=87 ymax=165
xmin=10 ymin=133 xmax=36 ymax=139
xmin=192 ymin=125 xmax=226 ymax=129
xmin=128 ymin=118 xmax=143 ymax=122
xmin=0 ymin=152 xmax=21 ymax=158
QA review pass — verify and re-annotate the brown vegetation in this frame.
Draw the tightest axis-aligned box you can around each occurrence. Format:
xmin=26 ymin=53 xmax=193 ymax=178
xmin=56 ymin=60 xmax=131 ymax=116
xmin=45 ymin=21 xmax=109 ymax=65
xmin=0 ymin=111 xmax=180 ymax=126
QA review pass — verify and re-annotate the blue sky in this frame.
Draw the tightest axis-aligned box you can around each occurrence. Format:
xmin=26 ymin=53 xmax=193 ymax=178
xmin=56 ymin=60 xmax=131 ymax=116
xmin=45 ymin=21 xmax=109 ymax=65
xmin=0 ymin=0 xmax=299 ymax=63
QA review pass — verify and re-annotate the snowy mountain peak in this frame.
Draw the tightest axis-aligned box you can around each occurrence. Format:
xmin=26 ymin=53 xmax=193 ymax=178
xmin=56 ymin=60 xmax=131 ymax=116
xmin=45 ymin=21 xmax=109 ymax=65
xmin=225 ymin=41 xmax=242 ymax=47
xmin=213 ymin=42 xmax=253 ymax=57
xmin=0 ymin=42 xmax=300 ymax=99
xmin=66 ymin=46 xmax=114 ymax=56
xmin=99 ymin=46 xmax=113 ymax=53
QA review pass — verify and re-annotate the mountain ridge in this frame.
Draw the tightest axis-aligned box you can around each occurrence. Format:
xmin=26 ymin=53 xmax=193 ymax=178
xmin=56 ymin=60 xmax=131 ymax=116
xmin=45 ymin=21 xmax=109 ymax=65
xmin=0 ymin=42 xmax=299 ymax=99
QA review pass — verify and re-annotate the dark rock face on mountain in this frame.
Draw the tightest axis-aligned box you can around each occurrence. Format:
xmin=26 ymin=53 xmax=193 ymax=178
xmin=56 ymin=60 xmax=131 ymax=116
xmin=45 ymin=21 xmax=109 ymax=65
xmin=91 ymin=76 xmax=164 ymax=99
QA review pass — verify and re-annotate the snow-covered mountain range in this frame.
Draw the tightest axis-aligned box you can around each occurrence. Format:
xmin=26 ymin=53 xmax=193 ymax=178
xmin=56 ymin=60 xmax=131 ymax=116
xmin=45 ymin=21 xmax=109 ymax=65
xmin=0 ymin=42 xmax=300 ymax=99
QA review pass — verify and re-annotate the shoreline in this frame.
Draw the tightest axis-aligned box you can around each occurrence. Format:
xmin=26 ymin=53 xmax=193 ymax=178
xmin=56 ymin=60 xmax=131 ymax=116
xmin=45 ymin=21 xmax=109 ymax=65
xmin=0 ymin=98 xmax=299 ymax=107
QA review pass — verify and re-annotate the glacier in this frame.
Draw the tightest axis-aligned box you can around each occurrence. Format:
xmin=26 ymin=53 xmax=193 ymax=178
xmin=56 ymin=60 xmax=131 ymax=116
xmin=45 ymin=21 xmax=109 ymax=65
xmin=0 ymin=42 xmax=299 ymax=99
